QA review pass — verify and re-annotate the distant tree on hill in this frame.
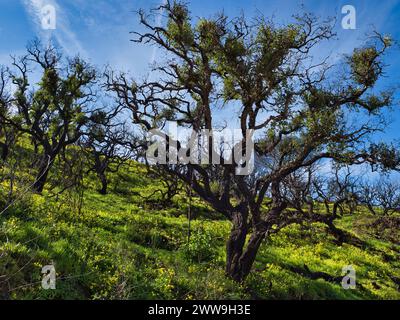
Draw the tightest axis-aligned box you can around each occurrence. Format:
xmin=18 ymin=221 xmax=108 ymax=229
xmin=82 ymin=108 xmax=136 ymax=195
xmin=0 ymin=67 xmax=16 ymax=163
xmin=281 ymin=164 xmax=359 ymax=244
xmin=0 ymin=40 xmax=97 ymax=193
xmin=359 ymin=179 xmax=400 ymax=216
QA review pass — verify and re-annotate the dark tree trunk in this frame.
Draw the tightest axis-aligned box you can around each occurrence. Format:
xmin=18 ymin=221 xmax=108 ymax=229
xmin=32 ymin=155 xmax=54 ymax=193
xmin=327 ymin=221 xmax=346 ymax=244
xmin=225 ymin=206 xmax=266 ymax=283
xmin=0 ymin=141 xmax=8 ymax=162
xmin=226 ymin=229 xmax=265 ymax=282
xmin=225 ymin=211 xmax=248 ymax=281
xmin=98 ymin=171 xmax=108 ymax=195
xmin=33 ymin=166 xmax=50 ymax=193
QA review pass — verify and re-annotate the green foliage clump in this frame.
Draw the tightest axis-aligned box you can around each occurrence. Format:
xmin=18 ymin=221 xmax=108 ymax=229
xmin=181 ymin=227 xmax=218 ymax=263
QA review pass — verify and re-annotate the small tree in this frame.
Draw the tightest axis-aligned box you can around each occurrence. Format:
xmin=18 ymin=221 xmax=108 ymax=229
xmin=359 ymin=179 xmax=400 ymax=216
xmin=0 ymin=67 xmax=16 ymax=163
xmin=82 ymin=113 xmax=135 ymax=195
xmin=141 ymin=165 xmax=183 ymax=207
xmin=1 ymin=40 xmax=97 ymax=193
xmin=282 ymin=164 xmax=359 ymax=244
xmin=107 ymin=1 xmax=399 ymax=282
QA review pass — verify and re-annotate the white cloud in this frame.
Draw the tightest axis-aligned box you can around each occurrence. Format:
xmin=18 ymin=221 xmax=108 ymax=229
xmin=149 ymin=0 xmax=168 ymax=65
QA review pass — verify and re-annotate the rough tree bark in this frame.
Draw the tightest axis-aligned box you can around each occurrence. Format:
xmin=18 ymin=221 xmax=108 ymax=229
xmin=98 ymin=171 xmax=108 ymax=195
xmin=32 ymin=155 xmax=53 ymax=193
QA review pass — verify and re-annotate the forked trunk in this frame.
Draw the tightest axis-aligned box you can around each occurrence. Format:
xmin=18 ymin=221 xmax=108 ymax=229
xmin=226 ymin=231 xmax=265 ymax=282
xmin=225 ymin=209 xmax=265 ymax=283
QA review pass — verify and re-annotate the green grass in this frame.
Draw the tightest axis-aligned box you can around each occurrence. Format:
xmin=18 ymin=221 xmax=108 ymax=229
xmin=0 ymin=161 xmax=399 ymax=300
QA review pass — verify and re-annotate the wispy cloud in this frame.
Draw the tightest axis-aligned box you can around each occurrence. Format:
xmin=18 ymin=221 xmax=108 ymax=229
xmin=150 ymin=0 xmax=168 ymax=65
xmin=21 ymin=0 xmax=87 ymax=57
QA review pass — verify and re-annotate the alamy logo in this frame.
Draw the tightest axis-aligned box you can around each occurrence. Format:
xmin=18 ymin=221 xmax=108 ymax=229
xmin=41 ymin=265 xmax=56 ymax=290
xmin=341 ymin=265 xmax=356 ymax=289
xmin=146 ymin=122 xmax=255 ymax=175
xmin=341 ymin=5 xmax=356 ymax=30
xmin=40 ymin=4 xmax=56 ymax=30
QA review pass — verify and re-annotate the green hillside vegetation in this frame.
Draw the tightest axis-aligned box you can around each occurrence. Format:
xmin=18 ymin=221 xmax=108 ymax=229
xmin=1 ymin=143 xmax=399 ymax=300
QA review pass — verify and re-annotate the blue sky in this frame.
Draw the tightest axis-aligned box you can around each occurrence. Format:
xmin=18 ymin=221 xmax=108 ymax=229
xmin=0 ymin=0 xmax=399 ymax=144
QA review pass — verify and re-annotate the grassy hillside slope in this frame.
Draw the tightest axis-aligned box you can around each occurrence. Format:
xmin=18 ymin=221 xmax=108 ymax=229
xmin=1 ymin=162 xmax=399 ymax=300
